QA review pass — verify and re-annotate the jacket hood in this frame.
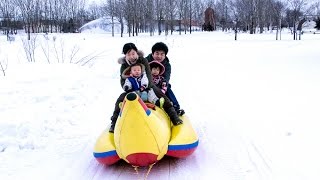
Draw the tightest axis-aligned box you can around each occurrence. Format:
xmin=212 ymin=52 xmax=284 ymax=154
xmin=149 ymin=60 xmax=165 ymax=75
xmin=121 ymin=63 xmax=146 ymax=79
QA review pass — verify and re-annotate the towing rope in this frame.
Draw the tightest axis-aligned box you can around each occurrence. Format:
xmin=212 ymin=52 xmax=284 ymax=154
xmin=132 ymin=162 xmax=156 ymax=180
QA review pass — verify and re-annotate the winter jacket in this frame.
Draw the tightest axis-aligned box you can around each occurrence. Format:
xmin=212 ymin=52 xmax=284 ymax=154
xmin=152 ymin=75 xmax=167 ymax=93
xmin=149 ymin=60 xmax=167 ymax=93
xmin=118 ymin=51 xmax=154 ymax=88
xmin=121 ymin=63 xmax=159 ymax=104
xmin=146 ymin=54 xmax=171 ymax=83
xmin=123 ymin=73 xmax=148 ymax=91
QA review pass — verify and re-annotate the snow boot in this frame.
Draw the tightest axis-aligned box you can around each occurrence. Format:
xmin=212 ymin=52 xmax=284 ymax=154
xmin=109 ymin=122 xmax=115 ymax=133
xmin=155 ymin=97 xmax=165 ymax=108
xmin=173 ymin=105 xmax=185 ymax=116
xmin=176 ymin=109 xmax=185 ymax=116
xmin=109 ymin=114 xmax=118 ymax=133
xmin=166 ymin=107 xmax=183 ymax=125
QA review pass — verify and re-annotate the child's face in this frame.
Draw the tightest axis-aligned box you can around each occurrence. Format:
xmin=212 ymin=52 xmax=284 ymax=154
xmin=151 ymin=67 xmax=160 ymax=76
xmin=130 ymin=65 xmax=142 ymax=77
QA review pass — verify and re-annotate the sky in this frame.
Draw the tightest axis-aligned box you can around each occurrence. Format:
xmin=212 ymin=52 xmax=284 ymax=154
xmin=87 ymin=0 xmax=103 ymax=5
xmin=1 ymin=28 xmax=320 ymax=180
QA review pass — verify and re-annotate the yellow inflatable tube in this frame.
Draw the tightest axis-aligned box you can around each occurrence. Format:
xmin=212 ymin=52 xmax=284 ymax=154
xmin=93 ymin=92 xmax=198 ymax=167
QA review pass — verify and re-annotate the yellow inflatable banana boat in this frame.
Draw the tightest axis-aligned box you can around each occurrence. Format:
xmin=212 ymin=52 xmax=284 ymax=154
xmin=93 ymin=92 xmax=199 ymax=167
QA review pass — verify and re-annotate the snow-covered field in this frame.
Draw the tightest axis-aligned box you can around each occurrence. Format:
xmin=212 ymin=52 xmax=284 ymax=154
xmin=1 ymin=30 xmax=320 ymax=180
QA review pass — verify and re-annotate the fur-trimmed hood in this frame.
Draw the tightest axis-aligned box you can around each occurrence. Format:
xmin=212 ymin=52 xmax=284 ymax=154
xmin=121 ymin=63 xmax=146 ymax=79
xmin=149 ymin=60 xmax=165 ymax=76
xmin=117 ymin=50 xmax=144 ymax=65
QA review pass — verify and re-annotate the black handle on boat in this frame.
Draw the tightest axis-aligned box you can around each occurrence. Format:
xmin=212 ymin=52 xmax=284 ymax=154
xmin=127 ymin=92 xmax=137 ymax=101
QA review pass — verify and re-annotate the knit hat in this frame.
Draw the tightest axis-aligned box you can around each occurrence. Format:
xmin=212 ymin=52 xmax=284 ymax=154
xmin=149 ymin=60 xmax=165 ymax=75
xmin=123 ymin=43 xmax=138 ymax=54
xmin=151 ymin=42 xmax=168 ymax=55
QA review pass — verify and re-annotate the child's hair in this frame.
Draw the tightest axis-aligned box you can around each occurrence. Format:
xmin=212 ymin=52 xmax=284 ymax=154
xmin=130 ymin=63 xmax=143 ymax=70
xmin=149 ymin=62 xmax=160 ymax=69
xmin=128 ymin=63 xmax=145 ymax=75
xmin=151 ymin=66 xmax=160 ymax=70
xmin=121 ymin=63 xmax=145 ymax=79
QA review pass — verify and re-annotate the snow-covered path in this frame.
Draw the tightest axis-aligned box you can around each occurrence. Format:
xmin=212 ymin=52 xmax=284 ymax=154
xmin=0 ymin=67 xmax=265 ymax=180
xmin=1 ymin=32 xmax=320 ymax=179
xmin=0 ymin=64 xmax=267 ymax=180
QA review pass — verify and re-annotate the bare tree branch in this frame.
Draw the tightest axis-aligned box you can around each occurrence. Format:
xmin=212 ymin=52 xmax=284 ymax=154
xmin=21 ymin=34 xmax=38 ymax=62
xmin=0 ymin=58 xmax=8 ymax=76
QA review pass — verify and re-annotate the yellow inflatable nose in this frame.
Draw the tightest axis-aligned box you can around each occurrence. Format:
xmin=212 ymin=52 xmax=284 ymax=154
xmin=114 ymin=92 xmax=170 ymax=167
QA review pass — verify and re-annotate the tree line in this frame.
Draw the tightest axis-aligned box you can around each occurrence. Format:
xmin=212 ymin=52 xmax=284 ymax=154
xmin=1 ymin=0 xmax=320 ymax=38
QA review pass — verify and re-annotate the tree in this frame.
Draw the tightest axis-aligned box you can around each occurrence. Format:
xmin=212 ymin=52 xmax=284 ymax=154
xmin=0 ymin=0 xmax=16 ymax=34
xmin=287 ymin=0 xmax=307 ymax=40
xmin=1 ymin=0 xmax=315 ymax=37
xmin=272 ymin=0 xmax=285 ymax=40
xmin=144 ymin=0 xmax=155 ymax=36
xmin=14 ymin=0 xmax=36 ymax=39
xmin=315 ymin=17 xmax=320 ymax=29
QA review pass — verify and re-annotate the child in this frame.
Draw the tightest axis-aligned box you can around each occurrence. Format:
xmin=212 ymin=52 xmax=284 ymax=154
xmin=149 ymin=60 xmax=168 ymax=94
xmin=122 ymin=63 xmax=159 ymax=104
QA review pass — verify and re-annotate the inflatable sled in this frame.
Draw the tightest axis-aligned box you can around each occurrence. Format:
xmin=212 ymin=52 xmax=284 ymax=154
xmin=93 ymin=92 xmax=199 ymax=167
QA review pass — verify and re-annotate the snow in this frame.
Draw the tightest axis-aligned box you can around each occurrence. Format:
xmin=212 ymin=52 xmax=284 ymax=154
xmin=1 ymin=30 xmax=320 ymax=180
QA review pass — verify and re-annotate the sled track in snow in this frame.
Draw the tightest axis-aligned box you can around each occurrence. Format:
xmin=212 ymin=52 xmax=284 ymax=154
xmin=245 ymin=141 xmax=273 ymax=179
xmin=68 ymin=123 xmax=273 ymax=180
xmin=69 ymin=139 xmax=175 ymax=180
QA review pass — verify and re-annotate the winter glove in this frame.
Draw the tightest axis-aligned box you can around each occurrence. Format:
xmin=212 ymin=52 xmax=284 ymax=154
xmin=124 ymin=85 xmax=131 ymax=92
xmin=161 ymin=82 xmax=167 ymax=93
xmin=141 ymin=72 xmax=149 ymax=88
xmin=140 ymin=85 xmax=147 ymax=92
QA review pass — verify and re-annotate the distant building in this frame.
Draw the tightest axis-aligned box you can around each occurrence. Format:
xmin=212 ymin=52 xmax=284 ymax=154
xmin=171 ymin=19 xmax=201 ymax=31
xmin=203 ymin=7 xmax=216 ymax=31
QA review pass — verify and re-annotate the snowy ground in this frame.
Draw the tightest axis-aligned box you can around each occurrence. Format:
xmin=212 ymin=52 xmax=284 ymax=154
xmin=1 ymin=30 xmax=320 ymax=180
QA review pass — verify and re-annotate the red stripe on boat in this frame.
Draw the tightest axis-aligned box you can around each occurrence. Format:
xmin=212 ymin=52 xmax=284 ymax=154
xmin=166 ymin=148 xmax=197 ymax=158
xmin=126 ymin=153 xmax=158 ymax=167
xmin=119 ymin=100 xmax=126 ymax=117
xmin=96 ymin=155 xmax=120 ymax=165
xmin=138 ymin=98 xmax=148 ymax=112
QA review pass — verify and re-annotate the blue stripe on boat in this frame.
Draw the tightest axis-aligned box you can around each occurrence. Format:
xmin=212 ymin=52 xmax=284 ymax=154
xmin=168 ymin=140 xmax=199 ymax=150
xmin=93 ymin=150 xmax=117 ymax=158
